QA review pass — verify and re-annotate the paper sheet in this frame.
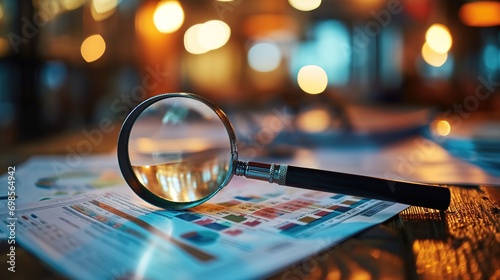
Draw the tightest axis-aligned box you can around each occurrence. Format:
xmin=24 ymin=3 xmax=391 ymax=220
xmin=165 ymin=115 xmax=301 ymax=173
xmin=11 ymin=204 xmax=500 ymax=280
xmin=1 ymin=156 xmax=406 ymax=279
xmin=0 ymin=155 xmax=122 ymax=207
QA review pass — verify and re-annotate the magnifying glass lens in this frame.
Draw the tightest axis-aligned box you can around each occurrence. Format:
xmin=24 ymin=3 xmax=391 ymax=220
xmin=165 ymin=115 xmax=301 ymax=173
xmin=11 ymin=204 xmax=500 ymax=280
xmin=127 ymin=97 xmax=233 ymax=203
xmin=120 ymin=93 xmax=450 ymax=211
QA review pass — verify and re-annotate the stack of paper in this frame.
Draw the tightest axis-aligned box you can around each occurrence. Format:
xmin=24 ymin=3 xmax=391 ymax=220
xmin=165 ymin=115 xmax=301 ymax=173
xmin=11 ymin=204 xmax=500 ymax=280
xmin=0 ymin=156 xmax=406 ymax=279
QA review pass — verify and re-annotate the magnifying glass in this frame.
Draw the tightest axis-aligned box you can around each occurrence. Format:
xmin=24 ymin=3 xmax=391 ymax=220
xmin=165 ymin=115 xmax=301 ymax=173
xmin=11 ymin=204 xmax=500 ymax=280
xmin=117 ymin=93 xmax=450 ymax=211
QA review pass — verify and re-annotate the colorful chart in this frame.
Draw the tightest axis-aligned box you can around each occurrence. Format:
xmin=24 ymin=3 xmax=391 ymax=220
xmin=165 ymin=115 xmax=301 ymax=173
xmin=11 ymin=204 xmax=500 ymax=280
xmin=174 ymin=189 xmax=393 ymax=238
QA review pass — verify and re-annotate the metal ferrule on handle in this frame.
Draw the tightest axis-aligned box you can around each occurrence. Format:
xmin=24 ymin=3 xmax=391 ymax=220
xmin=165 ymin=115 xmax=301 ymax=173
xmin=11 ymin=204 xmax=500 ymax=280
xmin=235 ymin=161 xmax=288 ymax=185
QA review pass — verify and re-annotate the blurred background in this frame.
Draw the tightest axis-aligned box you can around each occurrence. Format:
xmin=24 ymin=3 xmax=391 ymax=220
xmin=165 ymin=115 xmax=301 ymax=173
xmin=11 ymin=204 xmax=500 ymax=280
xmin=0 ymin=0 xmax=499 ymax=148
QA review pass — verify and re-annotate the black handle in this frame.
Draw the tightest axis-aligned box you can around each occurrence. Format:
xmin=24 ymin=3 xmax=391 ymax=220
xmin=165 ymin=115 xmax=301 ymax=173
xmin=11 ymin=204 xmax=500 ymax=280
xmin=285 ymin=165 xmax=451 ymax=210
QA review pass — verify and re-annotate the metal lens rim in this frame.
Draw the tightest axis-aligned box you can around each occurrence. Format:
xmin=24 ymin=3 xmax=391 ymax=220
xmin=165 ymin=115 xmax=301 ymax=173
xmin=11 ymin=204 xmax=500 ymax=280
xmin=117 ymin=92 xmax=238 ymax=210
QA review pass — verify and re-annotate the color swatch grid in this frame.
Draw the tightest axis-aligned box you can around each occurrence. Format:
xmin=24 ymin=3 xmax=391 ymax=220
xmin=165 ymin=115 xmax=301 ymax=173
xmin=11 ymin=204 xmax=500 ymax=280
xmin=176 ymin=190 xmax=390 ymax=238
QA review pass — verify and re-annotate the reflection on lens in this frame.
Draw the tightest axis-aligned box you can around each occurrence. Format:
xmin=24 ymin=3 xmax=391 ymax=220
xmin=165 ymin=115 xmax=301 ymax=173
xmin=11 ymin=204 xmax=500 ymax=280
xmin=131 ymin=150 xmax=230 ymax=202
xmin=127 ymin=96 xmax=233 ymax=203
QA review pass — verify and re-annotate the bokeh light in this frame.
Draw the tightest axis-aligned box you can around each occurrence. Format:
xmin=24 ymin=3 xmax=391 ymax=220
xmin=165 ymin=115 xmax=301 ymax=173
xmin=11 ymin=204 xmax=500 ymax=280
xmin=153 ymin=1 xmax=184 ymax=33
xmin=59 ymin=0 xmax=86 ymax=11
xmin=184 ymin=24 xmax=209 ymax=55
xmin=81 ymin=34 xmax=106 ymax=63
xmin=422 ymin=42 xmax=448 ymax=67
xmin=91 ymin=0 xmax=118 ymax=21
xmin=198 ymin=20 xmax=231 ymax=51
xmin=425 ymin=24 xmax=452 ymax=54
xmin=459 ymin=1 xmax=500 ymax=27
xmin=297 ymin=65 xmax=328 ymax=94
xmin=248 ymin=41 xmax=282 ymax=72
xmin=184 ymin=20 xmax=231 ymax=55
xmin=289 ymin=0 xmax=322 ymax=11
xmin=431 ymin=120 xmax=451 ymax=136
xmin=296 ymin=108 xmax=331 ymax=133
xmin=92 ymin=0 xmax=118 ymax=13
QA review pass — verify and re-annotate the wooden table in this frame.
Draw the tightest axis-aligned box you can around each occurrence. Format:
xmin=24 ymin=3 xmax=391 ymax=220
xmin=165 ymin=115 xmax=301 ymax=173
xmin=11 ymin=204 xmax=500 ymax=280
xmin=1 ymin=125 xmax=499 ymax=279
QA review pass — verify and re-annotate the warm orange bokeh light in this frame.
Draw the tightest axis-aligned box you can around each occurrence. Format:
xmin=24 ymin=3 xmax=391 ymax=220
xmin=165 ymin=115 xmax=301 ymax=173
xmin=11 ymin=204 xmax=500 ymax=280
xmin=184 ymin=24 xmax=208 ymax=55
xmin=153 ymin=1 xmax=184 ymax=33
xmin=198 ymin=20 xmax=231 ymax=51
xmin=459 ymin=1 xmax=500 ymax=27
xmin=184 ymin=20 xmax=230 ymax=54
xmin=81 ymin=34 xmax=106 ymax=63
xmin=425 ymin=24 xmax=452 ymax=54
xmin=297 ymin=65 xmax=328 ymax=94
xmin=91 ymin=0 xmax=118 ymax=21
xmin=60 ymin=0 xmax=86 ymax=10
xmin=421 ymin=42 xmax=448 ymax=67
xmin=289 ymin=0 xmax=322 ymax=11
xmin=431 ymin=120 xmax=451 ymax=136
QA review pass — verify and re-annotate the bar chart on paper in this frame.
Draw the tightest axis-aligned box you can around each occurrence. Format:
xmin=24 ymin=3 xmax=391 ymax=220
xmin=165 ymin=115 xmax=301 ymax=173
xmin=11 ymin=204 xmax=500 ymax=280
xmin=176 ymin=186 xmax=395 ymax=239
